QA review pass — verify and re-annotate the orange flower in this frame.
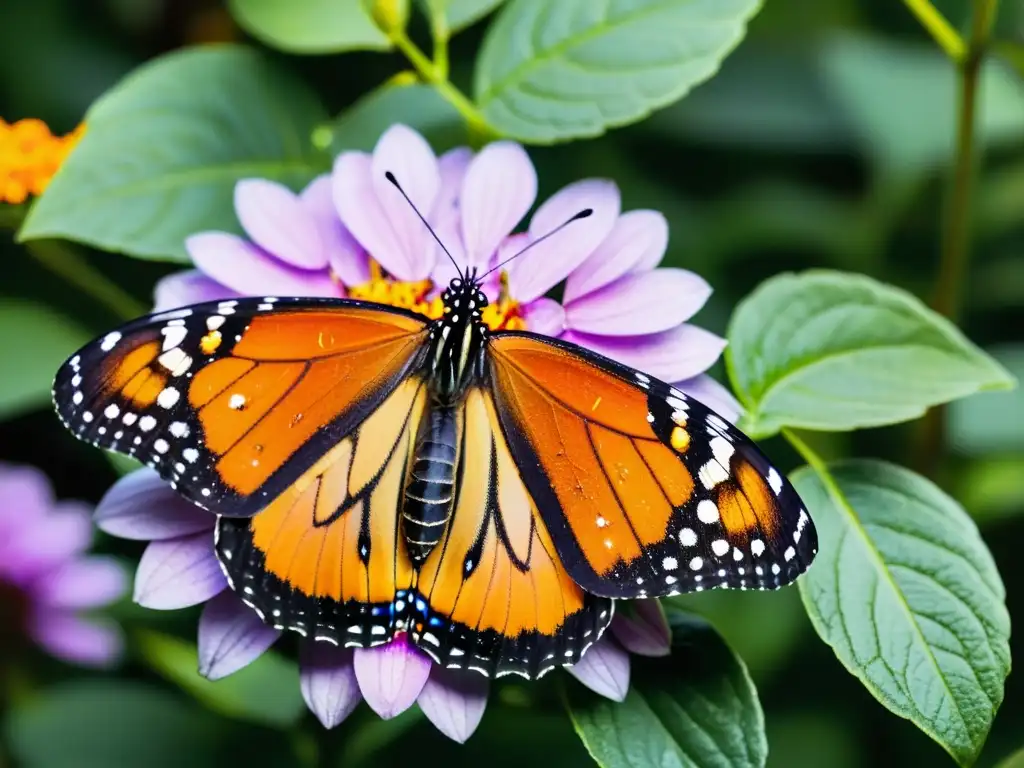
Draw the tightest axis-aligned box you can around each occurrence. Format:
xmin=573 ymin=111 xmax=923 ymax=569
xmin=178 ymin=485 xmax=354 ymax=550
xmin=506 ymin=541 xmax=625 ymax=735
xmin=0 ymin=118 xmax=85 ymax=205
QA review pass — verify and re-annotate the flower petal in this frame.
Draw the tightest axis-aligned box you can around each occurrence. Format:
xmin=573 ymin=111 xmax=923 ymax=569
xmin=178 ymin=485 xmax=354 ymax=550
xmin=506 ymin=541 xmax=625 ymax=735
xmin=353 ymin=635 xmax=431 ymax=719
xmin=186 ymin=232 xmax=338 ymax=297
xmin=417 ymin=665 xmax=489 ymax=743
xmin=565 ymin=268 xmax=711 ymax=336
xmin=460 ymin=141 xmax=537 ymax=269
xmin=95 ymin=469 xmax=214 ymax=541
xmin=437 ymin=147 xmax=473 ymax=219
xmin=566 ymin=637 xmax=630 ymax=702
xmin=562 ymin=325 xmax=727 ymax=382
xmin=507 ymin=179 xmax=620 ymax=303
xmin=0 ymin=463 xmax=52 ymax=536
xmin=522 ymin=297 xmax=565 ymax=337
xmin=0 ymin=503 xmax=92 ymax=582
xmin=371 ymin=124 xmax=440 ymax=279
xmin=235 ymin=179 xmax=327 ymax=270
xmin=610 ymin=600 xmax=671 ymax=658
xmin=300 ymin=642 xmax=361 ymax=729
xmin=133 ymin=531 xmax=226 ymax=610
xmin=563 ymin=210 xmax=668 ymax=303
xmin=33 ymin=556 xmax=128 ymax=610
xmin=153 ymin=270 xmax=238 ymax=313
xmin=27 ymin=610 xmax=124 ymax=668
xmin=674 ymin=374 xmax=744 ymax=425
xmin=300 ymin=175 xmax=371 ymax=287
xmin=198 ymin=591 xmax=280 ymax=680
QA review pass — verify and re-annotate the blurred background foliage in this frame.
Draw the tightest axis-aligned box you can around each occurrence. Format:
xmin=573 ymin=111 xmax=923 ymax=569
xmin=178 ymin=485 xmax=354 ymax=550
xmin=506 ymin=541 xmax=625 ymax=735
xmin=0 ymin=0 xmax=1022 ymax=766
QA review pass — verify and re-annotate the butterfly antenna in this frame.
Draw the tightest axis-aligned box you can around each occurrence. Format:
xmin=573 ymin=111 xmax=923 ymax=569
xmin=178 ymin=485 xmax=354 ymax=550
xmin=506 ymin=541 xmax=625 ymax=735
xmin=385 ymin=171 xmax=463 ymax=279
xmin=480 ymin=208 xmax=593 ymax=281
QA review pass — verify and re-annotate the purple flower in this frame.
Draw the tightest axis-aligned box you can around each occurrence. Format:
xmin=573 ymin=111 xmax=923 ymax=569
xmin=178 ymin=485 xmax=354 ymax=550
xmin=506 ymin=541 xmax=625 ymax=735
xmin=116 ymin=122 xmax=740 ymax=739
xmin=0 ymin=462 xmax=126 ymax=667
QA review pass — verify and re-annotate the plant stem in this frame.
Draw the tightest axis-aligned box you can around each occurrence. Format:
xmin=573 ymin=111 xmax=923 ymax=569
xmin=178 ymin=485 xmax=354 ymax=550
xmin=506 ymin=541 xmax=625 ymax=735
xmin=389 ymin=28 xmax=492 ymax=138
xmin=902 ymin=0 xmax=966 ymax=61
xmin=27 ymin=241 xmax=146 ymax=321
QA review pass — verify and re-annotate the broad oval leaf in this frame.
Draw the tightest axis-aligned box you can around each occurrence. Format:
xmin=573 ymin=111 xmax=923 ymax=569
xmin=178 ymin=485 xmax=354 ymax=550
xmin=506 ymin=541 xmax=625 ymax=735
xmin=948 ymin=344 xmax=1024 ymax=455
xmin=793 ymin=459 xmax=1010 ymax=767
xmin=0 ymin=299 xmax=91 ymax=420
xmin=229 ymin=0 xmax=391 ymax=53
xmin=726 ymin=270 xmax=1015 ymax=438
xmin=567 ymin=611 xmax=766 ymax=768
xmin=137 ymin=630 xmax=305 ymax=728
xmin=997 ymin=747 xmax=1024 ymax=768
xmin=19 ymin=45 xmax=329 ymax=263
xmin=473 ymin=0 xmax=762 ymax=144
xmin=422 ymin=0 xmax=507 ymax=33
xmin=5 ymin=680 xmax=221 ymax=768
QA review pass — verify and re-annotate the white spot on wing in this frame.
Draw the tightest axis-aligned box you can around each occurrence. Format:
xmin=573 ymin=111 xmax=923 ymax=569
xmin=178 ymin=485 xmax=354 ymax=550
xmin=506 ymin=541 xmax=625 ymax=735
xmin=768 ymin=467 xmax=783 ymax=495
xmin=157 ymin=387 xmax=180 ymax=409
xmin=100 ymin=332 xmax=121 ymax=351
xmin=697 ymin=500 xmax=719 ymax=524
xmin=679 ymin=527 xmax=697 ymax=546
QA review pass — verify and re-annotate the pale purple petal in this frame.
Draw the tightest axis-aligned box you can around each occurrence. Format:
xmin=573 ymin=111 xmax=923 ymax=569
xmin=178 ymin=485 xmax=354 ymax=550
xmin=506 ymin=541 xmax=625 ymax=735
xmin=370 ymin=124 xmax=440 ymax=279
xmin=27 ymin=610 xmax=124 ymax=667
xmin=153 ymin=270 xmax=238 ymax=313
xmin=235 ymin=179 xmax=327 ymax=270
xmin=0 ymin=503 xmax=92 ymax=581
xmin=300 ymin=642 xmax=361 ymax=729
xmin=133 ymin=531 xmax=226 ymax=610
xmin=460 ymin=142 xmax=537 ymax=270
xmin=186 ymin=232 xmax=338 ymax=297
xmin=610 ymin=600 xmax=671 ymax=658
xmin=507 ymin=180 xmax=620 ymax=303
xmin=523 ymin=297 xmax=565 ymax=337
xmin=198 ymin=591 xmax=280 ymax=680
xmin=0 ymin=463 xmax=52 ymax=535
xmin=563 ymin=210 xmax=668 ymax=303
xmin=566 ymin=637 xmax=630 ymax=702
xmin=300 ymin=175 xmax=371 ymax=287
xmin=436 ymin=147 xmax=473 ymax=221
xmin=94 ymin=469 xmax=214 ymax=541
xmin=565 ymin=269 xmax=711 ymax=336
xmin=353 ymin=635 xmax=431 ymax=719
xmin=418 ymin=666 xmax=489 ymax=743
xmin=32 ymin=556 xmax=128 ymax=610
xmin=561 ymin=325 xmax=726 ymax=383
xmin=674 ymin=374 xmax=744 ymax=425
xmin=428 ymin=150 xmax=474 ymax=287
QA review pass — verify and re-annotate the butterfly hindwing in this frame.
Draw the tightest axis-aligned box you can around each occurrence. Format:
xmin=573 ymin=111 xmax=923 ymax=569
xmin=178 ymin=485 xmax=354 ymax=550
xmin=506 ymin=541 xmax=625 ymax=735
xmin=488 ymin=332 xmax=817 ymax=600
xmin=53 ymin=297 xmax=429 ymax=517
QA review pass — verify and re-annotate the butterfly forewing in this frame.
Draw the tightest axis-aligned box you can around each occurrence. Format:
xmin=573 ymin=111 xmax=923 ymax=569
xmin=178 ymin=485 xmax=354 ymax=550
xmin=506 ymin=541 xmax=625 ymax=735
xmin=52 ymin=297 xmax=429 ymax=517
xmin=488 ymin=332 xmax=817 ymax=600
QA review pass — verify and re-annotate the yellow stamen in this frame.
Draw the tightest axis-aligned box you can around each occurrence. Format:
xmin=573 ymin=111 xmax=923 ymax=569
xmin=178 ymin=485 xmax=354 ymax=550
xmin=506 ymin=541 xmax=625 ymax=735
xmin=0 ymin=119 xmax=85 ymax=204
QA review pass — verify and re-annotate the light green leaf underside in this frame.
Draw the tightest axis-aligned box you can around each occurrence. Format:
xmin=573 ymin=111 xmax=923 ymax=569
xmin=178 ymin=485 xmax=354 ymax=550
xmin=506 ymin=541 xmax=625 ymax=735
xmin=0 ymin=300 xmax=91 ymax=421
xmin=19 ymin=45 xmax=328 ymax=263
xmin=423 ymin=0 xmax=507 ymax=33
xmin=793 ymin=460 xmax=1010 ymax=767
xmin=474 ymin=0 xmax=762 ymax=143
xmin=228 ymin=0 xmax=391 ymax=53
xmin=726 ymin=270 xmax=1014 ymax=438
xmin=568 ymin=611 xmax=766 ymax=768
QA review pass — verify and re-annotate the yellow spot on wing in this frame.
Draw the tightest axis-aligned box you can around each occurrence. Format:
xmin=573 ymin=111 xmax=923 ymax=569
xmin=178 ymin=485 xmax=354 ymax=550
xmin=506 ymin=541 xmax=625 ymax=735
xmin=200 ymin=330 xmax=222 ymax=355
xmin=670 ymin=426 xmax=690 ymax=453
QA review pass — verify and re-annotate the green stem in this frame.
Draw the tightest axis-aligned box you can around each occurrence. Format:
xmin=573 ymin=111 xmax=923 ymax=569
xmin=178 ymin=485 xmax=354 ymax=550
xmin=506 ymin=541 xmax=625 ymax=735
xmin=902 ymin=0 xmax=966 ymax=61
xmin=389 ymin=28 xmax=493 ymax=139
xmin=27 ymin=241 xmax=146 ymax=321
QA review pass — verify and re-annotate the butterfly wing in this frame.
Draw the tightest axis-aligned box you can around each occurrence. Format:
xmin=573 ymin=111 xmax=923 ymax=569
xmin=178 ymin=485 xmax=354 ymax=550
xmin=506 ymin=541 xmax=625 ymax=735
xmin=53 ymin=297 xmax=429 ymax=517
xmin=411 ymin=387 xmax=613 ymax=678
xmin=487 ymin=332 xmax=817 ymax=599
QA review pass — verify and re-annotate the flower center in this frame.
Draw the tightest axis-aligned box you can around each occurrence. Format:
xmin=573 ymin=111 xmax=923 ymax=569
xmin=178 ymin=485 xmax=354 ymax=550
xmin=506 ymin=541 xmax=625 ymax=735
xmin=345 ymin=262 xmax=527 ymax=331
xmin=0 ymin=118 xmax=85 ymax=205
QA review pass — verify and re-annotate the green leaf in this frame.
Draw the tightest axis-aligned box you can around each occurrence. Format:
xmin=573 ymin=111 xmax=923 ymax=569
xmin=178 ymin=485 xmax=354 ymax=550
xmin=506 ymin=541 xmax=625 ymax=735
xmin=793 ymin=459 xmax=1010 ymax=767
xmin=0 ymin=299 xmax=90 ymax=421
xmin=5 ymin=680 xmax=220 ymax=768
xmin=474 ymin=0 xmax=763 ymax=144
xmin=228 ymin=0 xmax=391 ymax=53
xmin=997 ymin=747 xmax=1024 ymax=768
xmin=422 ymin=0 xmax=506 ymax=33
xmin=726 ymin=270 xmax=1015 ymax=438
xmin=954 ymin=456 xmax=1024 ymax=525
xmin=19 ymin=45 xmax=329 ymax=263
xmin=137 ymin=630 xmax=305 ymax=728
xmin=328 ymin=81 xmax=465 ymax=155
xmin=567 ymin=611 xmax=766 ymax=768
xmin=948 ymin=345 xmax=1024 ymax=455
xmin=822 ymin=34 xmax=1024 ymax=174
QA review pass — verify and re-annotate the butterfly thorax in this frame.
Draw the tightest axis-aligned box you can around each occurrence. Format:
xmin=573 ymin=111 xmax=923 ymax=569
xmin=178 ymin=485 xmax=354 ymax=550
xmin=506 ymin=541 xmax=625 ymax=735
xmin=426 ymin=277 xmax=489 ymax=404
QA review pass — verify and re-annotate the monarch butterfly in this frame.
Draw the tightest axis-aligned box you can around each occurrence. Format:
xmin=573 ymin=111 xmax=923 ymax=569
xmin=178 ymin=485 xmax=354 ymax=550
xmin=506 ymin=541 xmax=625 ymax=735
xmin=52 ymin=174 xmax=817 ymax=680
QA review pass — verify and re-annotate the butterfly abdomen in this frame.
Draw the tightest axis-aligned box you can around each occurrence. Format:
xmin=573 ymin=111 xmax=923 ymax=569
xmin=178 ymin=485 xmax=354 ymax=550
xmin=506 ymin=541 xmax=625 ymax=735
xmin=403 ymin=404 xmax=460 ymax=564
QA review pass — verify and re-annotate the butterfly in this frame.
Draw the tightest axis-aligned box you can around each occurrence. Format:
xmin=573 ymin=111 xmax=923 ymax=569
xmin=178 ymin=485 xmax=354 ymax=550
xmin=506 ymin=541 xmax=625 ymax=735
xmin=52 ymin=177 xmax=817 ymax=680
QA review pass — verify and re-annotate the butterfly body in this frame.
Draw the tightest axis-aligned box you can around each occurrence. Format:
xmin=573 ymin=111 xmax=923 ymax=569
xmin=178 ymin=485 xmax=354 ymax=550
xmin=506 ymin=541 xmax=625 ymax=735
xmin=53 ymin=273 xmax=817 ymax=679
